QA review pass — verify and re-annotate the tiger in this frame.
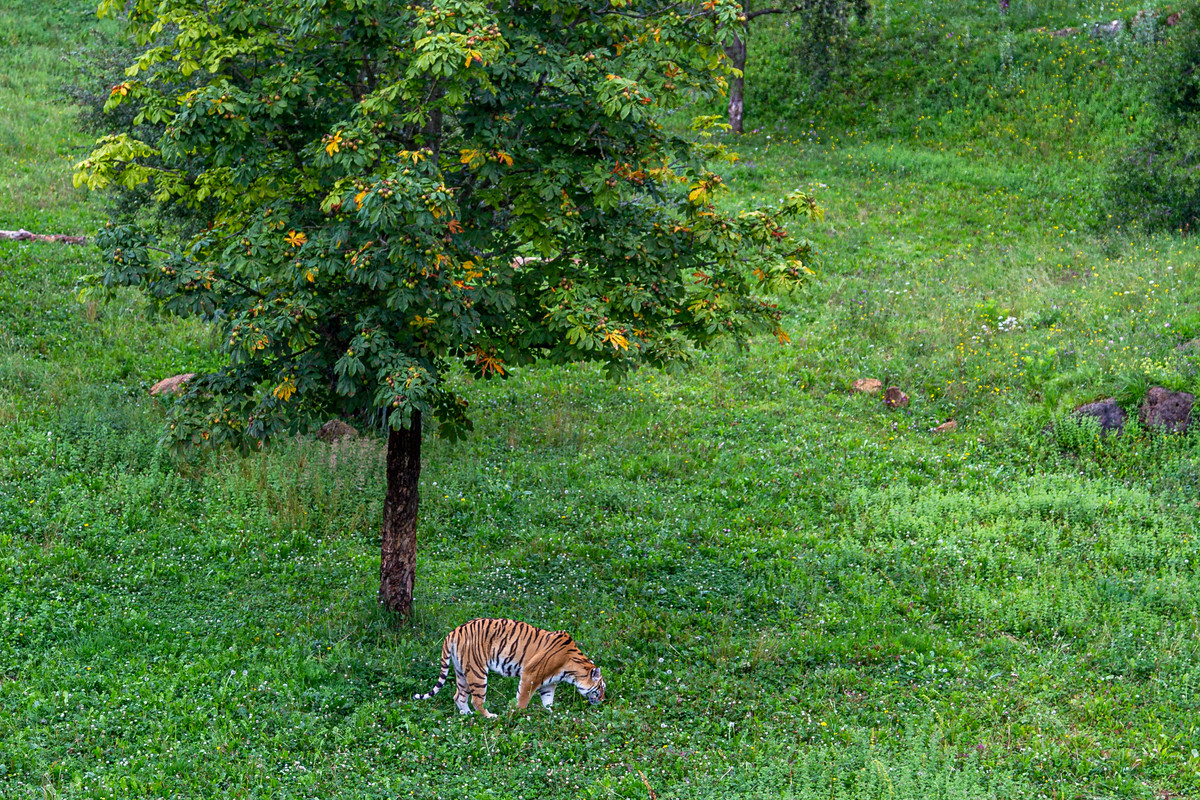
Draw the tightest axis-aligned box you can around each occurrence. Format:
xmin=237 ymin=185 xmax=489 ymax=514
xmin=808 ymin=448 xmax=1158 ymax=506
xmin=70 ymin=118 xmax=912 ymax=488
xmin=413 ymin=618 xmax=606 ymax=718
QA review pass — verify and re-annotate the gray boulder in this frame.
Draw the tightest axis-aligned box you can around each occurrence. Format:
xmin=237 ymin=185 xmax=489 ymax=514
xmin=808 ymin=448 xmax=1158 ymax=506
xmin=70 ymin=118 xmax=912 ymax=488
xmin=1139 ymin=387 xmax=1194 ymax=434
xmin=1073 ymin=398 xmax=1126 ymax=435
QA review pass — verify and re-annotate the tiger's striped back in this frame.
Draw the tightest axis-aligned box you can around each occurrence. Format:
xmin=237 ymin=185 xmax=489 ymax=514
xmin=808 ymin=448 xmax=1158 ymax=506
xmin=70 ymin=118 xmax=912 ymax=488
xmin=413 ymin=618 xmax=605 ymax=718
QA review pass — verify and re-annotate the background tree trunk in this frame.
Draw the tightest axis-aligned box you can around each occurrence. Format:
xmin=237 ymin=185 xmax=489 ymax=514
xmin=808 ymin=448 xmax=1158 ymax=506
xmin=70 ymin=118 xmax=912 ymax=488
xmin=379 ymin=410 xmax=421 ymax=618
xmin=725 ymin=29 xmax=747 ymax=134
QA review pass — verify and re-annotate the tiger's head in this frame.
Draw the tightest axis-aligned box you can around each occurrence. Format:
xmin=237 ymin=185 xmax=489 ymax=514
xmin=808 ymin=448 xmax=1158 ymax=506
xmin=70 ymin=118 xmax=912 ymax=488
xmin=579 ymin=665 xmax=605 ymax=705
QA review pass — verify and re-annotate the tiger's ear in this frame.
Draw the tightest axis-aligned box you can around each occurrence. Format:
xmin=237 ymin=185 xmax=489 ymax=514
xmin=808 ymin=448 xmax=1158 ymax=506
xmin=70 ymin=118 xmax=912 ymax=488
xmin=590 ymin=667 xmax=602 ymax=681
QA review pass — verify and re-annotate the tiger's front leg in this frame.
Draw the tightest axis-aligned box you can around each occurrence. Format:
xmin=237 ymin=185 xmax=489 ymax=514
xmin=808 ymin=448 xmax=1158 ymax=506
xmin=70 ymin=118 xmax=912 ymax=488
xmin=515 ymin=675 xmax=537 ymax=709
xmin=537 ymin=685 xmax=556 ymax=710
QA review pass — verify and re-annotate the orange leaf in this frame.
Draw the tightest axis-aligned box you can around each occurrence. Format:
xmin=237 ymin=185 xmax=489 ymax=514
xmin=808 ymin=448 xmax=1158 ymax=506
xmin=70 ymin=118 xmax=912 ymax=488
xmin=473 ymin=348 xmax=506 ymax=376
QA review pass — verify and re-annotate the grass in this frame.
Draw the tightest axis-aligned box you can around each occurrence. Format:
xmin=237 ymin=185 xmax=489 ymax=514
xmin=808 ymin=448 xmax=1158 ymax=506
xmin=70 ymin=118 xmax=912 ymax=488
xmin=3 ymin=0 xmax=1200 ymax=798
xmin=0 ymin=0 xmax=108 ymax=233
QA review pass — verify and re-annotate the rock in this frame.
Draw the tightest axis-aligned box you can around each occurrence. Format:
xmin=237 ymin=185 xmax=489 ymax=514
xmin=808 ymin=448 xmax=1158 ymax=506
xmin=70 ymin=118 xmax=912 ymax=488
xmin=1093 ymin=19 xmax=1123 ymax=37
xmin=149 ymin=373 xmax=195 ymax=396
xmin=931 ymin=420 xmax=957 ymax=434
xmin=1050 ymin=26 xmax=1077 ymax=37
xmin=851 ymin=378 xmax=883 ymax=394
xmin=1139 ymin=387 xmax=1194 ymax=434
xmin=317 ymin=419 xmax=359 ymax=442
xmin=1074 ymin=398 xmax=1126 ymax=435
xmin=883 ymin=387 xmax=909 ymax=409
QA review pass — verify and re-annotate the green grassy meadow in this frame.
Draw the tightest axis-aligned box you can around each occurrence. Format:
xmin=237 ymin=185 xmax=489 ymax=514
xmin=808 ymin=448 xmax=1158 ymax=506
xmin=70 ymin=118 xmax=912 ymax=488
xmin=3 ymin=1 xmax=1200 ymax=798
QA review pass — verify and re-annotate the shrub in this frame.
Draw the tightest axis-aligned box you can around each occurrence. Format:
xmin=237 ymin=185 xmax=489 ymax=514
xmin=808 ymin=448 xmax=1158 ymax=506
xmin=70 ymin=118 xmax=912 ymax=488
xmin=1101 ymin=124 xmax=1200 ymax=233
xmin=1100 ymin=2 xmax=1200 ymax=233
xmin=62 ymin=29 xmax=214 ymax=238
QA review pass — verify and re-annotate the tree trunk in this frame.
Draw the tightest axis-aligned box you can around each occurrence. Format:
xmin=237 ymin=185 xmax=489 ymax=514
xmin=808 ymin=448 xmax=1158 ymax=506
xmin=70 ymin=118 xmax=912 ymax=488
xmin=725 ymin=30 xmax=747 ymax=134
xmin=379 ymin=410 xmax=421 ymax=618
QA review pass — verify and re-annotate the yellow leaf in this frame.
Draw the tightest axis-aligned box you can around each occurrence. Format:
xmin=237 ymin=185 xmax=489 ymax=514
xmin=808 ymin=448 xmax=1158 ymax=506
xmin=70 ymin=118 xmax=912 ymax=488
xmin=285 ymin=230 xmax=307 ymax=247
xmin=497 ymin=151 xmax=513 ymax=167
xmin=273 ymin=375 xmax=297 ymax=402
xmin=775 ymin=328 xmax=791 ymax=345
xmin=355 ymin=190 xmax=368 ymax=209
xmin=688 ymin=186 xmax=707 ymax=204
xmin=325 ymin=131 xmax=343 ymax=156
xmin=305 ymin=269 xmax=317 ymax=282
xmin=602 ymin=330 xmax=629 ymax=351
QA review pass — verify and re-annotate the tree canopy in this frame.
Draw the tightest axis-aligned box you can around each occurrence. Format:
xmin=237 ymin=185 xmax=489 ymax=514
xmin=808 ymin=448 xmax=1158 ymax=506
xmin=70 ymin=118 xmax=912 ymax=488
xmin=77 ymin=0 xmax=821 ymax=615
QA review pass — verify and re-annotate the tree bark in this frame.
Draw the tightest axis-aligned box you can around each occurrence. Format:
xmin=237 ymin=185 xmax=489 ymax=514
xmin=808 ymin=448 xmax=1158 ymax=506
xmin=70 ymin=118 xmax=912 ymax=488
xmin=379 ymin=410 xmax=421 ymax=618
xmin=724 ymin=29 xmax=747 ymax=134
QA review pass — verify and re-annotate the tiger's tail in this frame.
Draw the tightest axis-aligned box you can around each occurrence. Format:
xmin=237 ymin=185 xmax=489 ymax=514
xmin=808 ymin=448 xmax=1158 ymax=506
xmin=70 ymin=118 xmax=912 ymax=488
xmin=413 ymin=639 xmax=452 ymax=701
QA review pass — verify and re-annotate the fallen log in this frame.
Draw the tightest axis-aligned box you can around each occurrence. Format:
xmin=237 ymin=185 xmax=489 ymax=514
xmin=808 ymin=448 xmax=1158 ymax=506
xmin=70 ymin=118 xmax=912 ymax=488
xmin=1 ymin=229 xmax=87 ymax=245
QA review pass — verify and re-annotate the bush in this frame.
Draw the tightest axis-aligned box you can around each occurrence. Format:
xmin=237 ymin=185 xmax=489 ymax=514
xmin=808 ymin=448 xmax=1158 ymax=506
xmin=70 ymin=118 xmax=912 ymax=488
xmin=62 ymin=29 xmax=214 ymax=238
xmin=1100 ymin=2 xmax=1200 ymax=233
xmin=1146 ymin=3 xmax=1200 ymax=123
xmin=1101 ymin=124 xmax=1200 ymax=233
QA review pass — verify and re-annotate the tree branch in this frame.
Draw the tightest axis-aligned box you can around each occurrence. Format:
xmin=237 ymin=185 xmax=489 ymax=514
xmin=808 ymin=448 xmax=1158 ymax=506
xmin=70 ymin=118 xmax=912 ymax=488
xmin=0 ymin=229 xmax=87 ymax=245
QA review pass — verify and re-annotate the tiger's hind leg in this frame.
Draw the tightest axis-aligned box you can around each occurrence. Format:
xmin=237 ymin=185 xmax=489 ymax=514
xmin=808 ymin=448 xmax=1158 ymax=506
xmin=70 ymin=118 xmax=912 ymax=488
xmin=470 ymin=682 xmax=497 ymax=719
xmin=453 ymin=666 xmax=471 ymax=715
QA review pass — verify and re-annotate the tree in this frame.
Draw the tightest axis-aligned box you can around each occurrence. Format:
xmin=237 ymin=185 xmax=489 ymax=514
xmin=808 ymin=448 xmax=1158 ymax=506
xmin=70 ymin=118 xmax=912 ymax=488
xmin=77 ymin=0 xmax=822 ymax=618
xmin=723 ymin=0 xmax=870 ymax=133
